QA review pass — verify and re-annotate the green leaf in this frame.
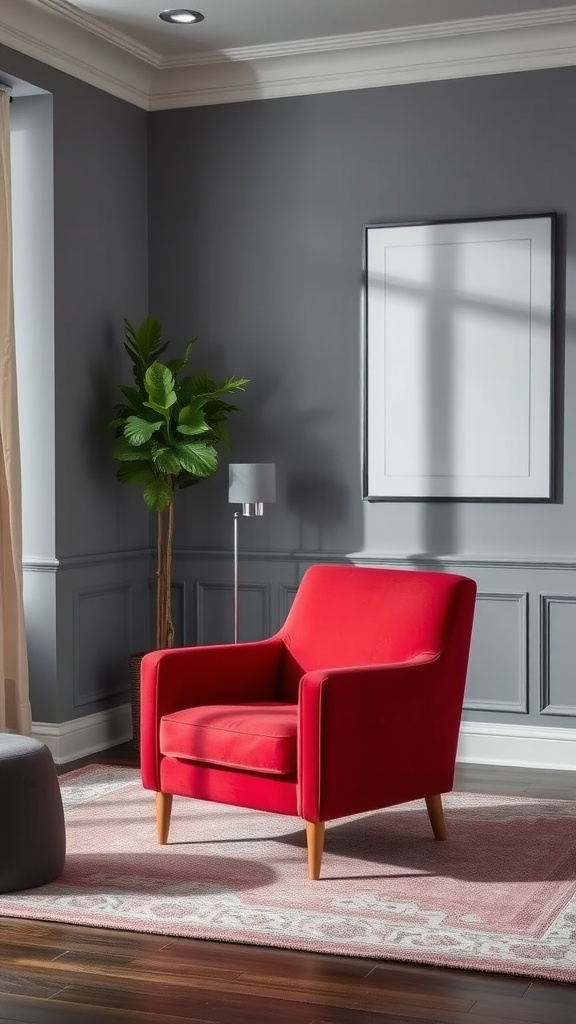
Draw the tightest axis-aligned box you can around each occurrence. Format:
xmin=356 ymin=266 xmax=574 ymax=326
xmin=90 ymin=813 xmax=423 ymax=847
xmin=177 ymin=423 xmax=211 ymax=437
xmin=123 ymin=341 xmax=142 ymax=368
xmin=175 ymin=441 xmax=218 ymax=477
xmin=123 ymin=318 xmax=169 ymax=376
xmin=151 ymin=446 xmax=183 ymax=475
xmin=144 ymin=362 xmax=176 ymax=410
xmin=126 ymin=316 xmax=161 ymax=363
xmin=210 ymin=422 xmax=232 ymax=447
xmin=118 ymin=384 xmax=145 ymax=409
xmin=221 ymin=375 xmax=250 ymax=392
xmin=116 ymin=463 xmax=155 ymax=485
xmin=113 ymin=439 xmax=154 ymax=462
xmin=176 ymin=473 xmax=201 ymax=489
xmin=186 ymin=370 xmax=220 ymax=396
xmin=166 ymin=338 xmax=196 ymax=375
xmin=122 ymin=343 xmax=147 ymax=394
xmin=112 ymin=317 xmax=249 ymax=515
xmin=180 ymin=372 xmax=249 ymax=406
xmin=112 ymin=401 xmax=133 ymax=416
xmin=177 ymin=402 xmax=209 ymax=435
xmin=204 ymin=401 xmax=239 ymax=421
xmin=124 ymin=415 xmax=163 ymax=446
xmin=142 ymin=399 xmax=171 ymax=417
xmin=123 ymin=318 xmax=138 ymax=345
xmin=143 ymin=477 xmax=174 ymax=512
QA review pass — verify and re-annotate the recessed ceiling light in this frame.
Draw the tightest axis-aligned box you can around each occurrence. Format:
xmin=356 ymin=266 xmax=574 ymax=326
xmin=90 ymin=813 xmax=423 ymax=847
xmin=159 ymin=9 xmax=204 ymax=25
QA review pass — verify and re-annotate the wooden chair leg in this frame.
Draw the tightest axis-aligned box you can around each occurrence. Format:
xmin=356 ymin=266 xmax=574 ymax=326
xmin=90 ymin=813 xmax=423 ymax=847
xmin=305 ymin=821 xmax=325 ymax=880
xmin=425 ymin=793 xmax=447 ymax=841
xmin=156 ymin=792 xmax=173 ymax=845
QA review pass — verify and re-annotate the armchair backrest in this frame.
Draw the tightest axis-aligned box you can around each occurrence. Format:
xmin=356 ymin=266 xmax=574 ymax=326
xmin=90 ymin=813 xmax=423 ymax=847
xmin=278 ymin=564 xmax=476 ymax=701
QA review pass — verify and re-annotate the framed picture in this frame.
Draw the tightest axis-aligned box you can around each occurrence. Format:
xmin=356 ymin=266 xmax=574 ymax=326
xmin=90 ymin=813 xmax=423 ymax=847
xmin=363 ymin=214 xmax=556 ymax=501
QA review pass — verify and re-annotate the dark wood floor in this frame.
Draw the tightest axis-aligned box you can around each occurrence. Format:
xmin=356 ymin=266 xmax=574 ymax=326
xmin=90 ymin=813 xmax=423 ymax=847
xmin=1 ymin=746 xmax=574 ymax=1024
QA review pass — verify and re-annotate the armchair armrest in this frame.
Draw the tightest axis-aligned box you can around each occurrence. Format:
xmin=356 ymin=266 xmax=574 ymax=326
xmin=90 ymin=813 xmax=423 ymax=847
xmin=297 ymin=654 xmax=462 ymax=822
xmin=141 ymin=637 xmax=285 ymax=790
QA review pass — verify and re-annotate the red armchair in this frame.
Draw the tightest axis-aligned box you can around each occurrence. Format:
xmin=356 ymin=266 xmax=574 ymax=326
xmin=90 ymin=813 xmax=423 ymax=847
xmin=140 ymin=564 xmax=477 ymax=879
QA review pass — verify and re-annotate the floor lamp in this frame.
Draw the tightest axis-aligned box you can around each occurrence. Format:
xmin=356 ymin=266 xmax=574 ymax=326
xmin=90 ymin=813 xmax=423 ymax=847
xmin=228 ymin=463 xmax=276 ymax=643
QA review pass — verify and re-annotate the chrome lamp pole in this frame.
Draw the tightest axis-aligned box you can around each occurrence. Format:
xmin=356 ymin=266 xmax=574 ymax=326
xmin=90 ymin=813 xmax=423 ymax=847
xmin=228 ymin=463 xmax=276 ymax=644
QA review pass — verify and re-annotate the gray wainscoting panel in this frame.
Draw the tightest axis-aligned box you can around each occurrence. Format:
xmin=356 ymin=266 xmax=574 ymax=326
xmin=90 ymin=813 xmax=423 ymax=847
xmin=23 ymin=563 xmax=58 ymax=723
xmin=73 ymin=583 xmax=133 ymax=706
xmin=463 ymin=592 xmax=528 ymax=713
xmin=196 ymin=581 xmax=270 ymax=645
xmin=279 ymin=584 xmax=299 ymax=624
xmin=540 ymin=594 xmax=576 ymax=717
xmin=55 ymin=551 xmax=152 ymax=722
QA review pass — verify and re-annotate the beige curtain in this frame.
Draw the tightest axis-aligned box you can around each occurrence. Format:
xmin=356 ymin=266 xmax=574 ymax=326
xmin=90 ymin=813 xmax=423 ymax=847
xmin=0 ymin=93 xmax=31 ymax=734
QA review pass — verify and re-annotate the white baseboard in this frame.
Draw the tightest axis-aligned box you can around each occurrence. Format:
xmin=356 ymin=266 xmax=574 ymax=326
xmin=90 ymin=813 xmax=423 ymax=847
xmin=457 ymin=721 xmax=576 ymax=772
xmin=32 ymin=705 xmax=133 ymax=765
xmin=31 ymin=707 xmax=576 ymax=771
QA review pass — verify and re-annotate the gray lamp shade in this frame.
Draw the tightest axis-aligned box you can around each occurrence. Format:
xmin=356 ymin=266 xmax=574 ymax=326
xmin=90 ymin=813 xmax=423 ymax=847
xmin=229 ymin=463 xmax=276 ymax=506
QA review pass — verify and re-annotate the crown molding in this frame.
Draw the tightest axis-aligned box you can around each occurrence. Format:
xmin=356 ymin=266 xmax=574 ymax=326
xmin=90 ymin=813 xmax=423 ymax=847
xmin=149 ymin=12 xmax=576 ymax=109
xmin=158 ymin=7 xmax=576 ymax=68
xmin=25 ymin=0 xmax=158 ymax=64
xmin=3 ymin=2 xmax=576 ymax=110
xmin=0 ymin=0 xmax=152 ymax=108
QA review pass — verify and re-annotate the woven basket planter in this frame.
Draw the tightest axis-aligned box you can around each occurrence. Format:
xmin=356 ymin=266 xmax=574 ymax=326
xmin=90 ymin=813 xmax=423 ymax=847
xmin=128 ymin=651 xmax=148 ymax=751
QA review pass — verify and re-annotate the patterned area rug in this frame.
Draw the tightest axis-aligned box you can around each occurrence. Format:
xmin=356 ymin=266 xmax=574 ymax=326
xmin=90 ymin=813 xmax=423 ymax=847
xmin=1 ymin=765 xmax=575 ymax=982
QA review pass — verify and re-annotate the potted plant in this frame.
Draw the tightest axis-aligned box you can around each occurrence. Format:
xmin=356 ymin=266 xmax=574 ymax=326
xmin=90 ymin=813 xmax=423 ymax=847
xmin=110 ymin=315 xmax=248 ymax=743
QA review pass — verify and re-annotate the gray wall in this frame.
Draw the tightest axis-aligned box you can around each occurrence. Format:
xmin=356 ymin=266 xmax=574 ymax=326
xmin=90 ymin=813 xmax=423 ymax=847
xmin=148 ymin=68 xmax=576 ymax=731
xmin=0 ymin=45 xmax=151 ymax=722
xmin=2 ymin=40 xmax=576 ymax=735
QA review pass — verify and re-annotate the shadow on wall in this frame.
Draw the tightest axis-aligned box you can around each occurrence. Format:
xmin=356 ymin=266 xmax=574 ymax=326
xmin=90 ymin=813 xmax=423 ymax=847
xmin=236 ymin=377 xmax=364 ymax=555
xmin=163 ymin=205 xmax=567 ymax=565
xmin=85 ymin=322 xmax=119 ymax=487
xmin=181 ymin=346 xmax=367 ymax=556
xmin=286 ymin=468 xmax=351 ymax=553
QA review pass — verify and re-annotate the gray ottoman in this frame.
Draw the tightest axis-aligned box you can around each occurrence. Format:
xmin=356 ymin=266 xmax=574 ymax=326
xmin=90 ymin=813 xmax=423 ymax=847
xmin=0 ymin=733 xmax=66 ymax=893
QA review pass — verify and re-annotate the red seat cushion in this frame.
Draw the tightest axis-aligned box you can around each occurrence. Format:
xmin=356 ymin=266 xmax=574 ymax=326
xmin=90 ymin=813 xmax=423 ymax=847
xmin=159 ymin=703 xmax=298 ymax=776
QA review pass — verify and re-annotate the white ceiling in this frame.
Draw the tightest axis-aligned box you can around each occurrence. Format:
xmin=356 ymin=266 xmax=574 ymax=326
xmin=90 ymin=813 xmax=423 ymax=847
xmin=62 ymin=0 xmax=576 ymax=58
xmin=4 ymin=1 xmax=576 ymax=109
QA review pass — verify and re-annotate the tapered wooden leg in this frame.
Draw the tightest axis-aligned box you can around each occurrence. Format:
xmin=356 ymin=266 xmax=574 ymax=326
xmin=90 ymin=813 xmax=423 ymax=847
xmin=425 ymin=793 xmax=447 ymax=841
xmin=305 ymin=821 xmax=325 ymax=880
xmin=156 ymin=792 xmax=173 ymax=845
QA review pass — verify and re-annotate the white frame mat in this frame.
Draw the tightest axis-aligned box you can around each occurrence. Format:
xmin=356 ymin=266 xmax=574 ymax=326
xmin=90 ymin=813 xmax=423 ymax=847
xmin=363 ymin=214 xmax=555 ymax=501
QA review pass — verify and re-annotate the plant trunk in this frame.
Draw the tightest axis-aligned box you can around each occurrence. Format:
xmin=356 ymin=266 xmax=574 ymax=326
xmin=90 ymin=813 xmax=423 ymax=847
xmin=156 ymin=496 xmax=175 ymax=650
